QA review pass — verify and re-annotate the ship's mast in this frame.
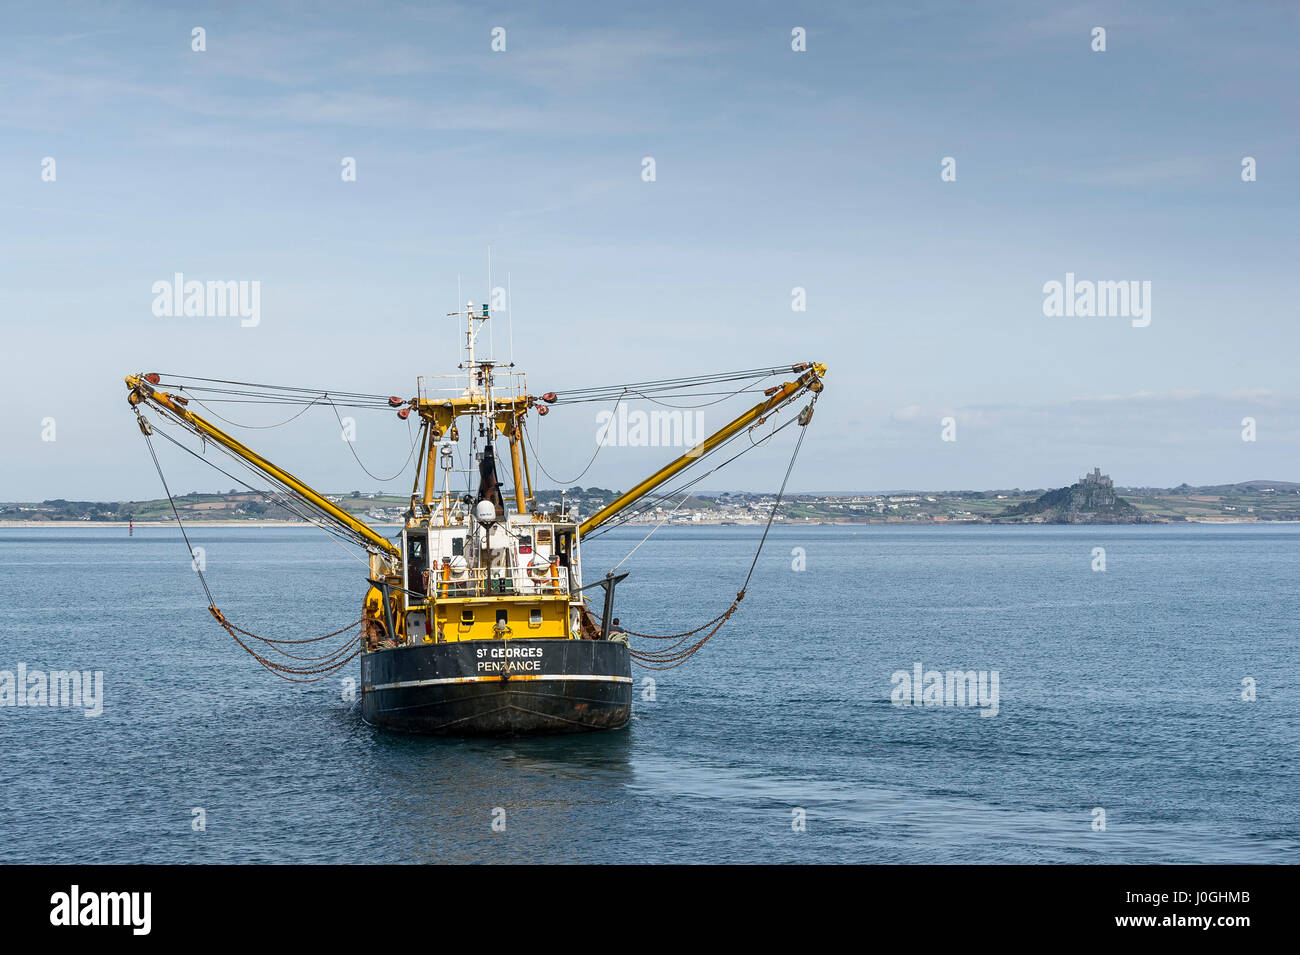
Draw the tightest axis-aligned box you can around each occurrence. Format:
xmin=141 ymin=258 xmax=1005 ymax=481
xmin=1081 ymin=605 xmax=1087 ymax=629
xmin=451 ymin=299 xmax=496 ymax=413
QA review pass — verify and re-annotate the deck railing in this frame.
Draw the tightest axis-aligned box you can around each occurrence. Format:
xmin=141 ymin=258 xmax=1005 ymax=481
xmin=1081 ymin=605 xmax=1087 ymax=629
xmin=430 ymin=563 xmax=568 ymax=599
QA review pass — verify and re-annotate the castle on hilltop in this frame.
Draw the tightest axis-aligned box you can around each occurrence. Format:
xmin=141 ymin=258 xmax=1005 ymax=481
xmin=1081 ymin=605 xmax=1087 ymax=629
xmin=1076 ymin=467 xmax=1116 ymax=508
xmin=1080 ymin=467 xmax=1112 ymax=487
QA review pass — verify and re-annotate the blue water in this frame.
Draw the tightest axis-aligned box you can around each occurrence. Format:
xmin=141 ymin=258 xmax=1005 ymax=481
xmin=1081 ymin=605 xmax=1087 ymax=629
xmin=0 ymin=524 xmax=1295 ymax=863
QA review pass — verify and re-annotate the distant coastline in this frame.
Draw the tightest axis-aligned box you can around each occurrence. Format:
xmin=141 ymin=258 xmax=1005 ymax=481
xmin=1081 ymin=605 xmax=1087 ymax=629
xmin=4 ymin=518 xmax=1297 ymax=529
xmin=5 ymin=477 xmax=1299 ymax=527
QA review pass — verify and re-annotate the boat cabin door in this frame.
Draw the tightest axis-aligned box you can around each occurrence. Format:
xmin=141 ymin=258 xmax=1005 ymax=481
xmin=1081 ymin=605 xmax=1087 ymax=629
xmin=404 ymin=529 xmax=430 ymax=597
xmin=555 ymin=528 xmax=576 ymax=591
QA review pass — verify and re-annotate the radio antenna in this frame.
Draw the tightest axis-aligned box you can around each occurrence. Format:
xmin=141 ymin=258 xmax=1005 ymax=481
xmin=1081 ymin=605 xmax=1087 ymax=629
xmin=507 ymin=272 xmax=514 ymax=365
xmin=487 ymin=247 xmax=494 ymax=360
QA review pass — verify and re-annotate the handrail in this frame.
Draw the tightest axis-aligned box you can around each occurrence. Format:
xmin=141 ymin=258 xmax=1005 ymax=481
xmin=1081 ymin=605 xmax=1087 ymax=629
xmin=432 ymin=564 xmax=569 ymax=599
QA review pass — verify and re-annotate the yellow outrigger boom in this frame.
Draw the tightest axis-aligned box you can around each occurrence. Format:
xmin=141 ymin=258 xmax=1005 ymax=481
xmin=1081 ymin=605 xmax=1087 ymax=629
xmin=577 ymin=362 xmax=826 ymax=538
xmin=125 ymin=374 xmax=401 ymax=559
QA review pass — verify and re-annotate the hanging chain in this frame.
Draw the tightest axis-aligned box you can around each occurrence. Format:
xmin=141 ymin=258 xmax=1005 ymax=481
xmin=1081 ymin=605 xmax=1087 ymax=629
xmin=627 ymin=398 xmax=815 ymax=669
xmin=136 ymin=409 xmax=363 ymax=683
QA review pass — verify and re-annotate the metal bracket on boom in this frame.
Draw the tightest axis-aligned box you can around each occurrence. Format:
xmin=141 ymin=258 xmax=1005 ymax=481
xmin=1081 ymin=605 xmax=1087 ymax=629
xmin=576 ymin=572 xmax=630 ymax=639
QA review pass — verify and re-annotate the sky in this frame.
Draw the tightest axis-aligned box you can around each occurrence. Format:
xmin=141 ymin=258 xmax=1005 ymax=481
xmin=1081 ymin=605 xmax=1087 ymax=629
xmin=1 ymin=0 xmax=1296 ymax=501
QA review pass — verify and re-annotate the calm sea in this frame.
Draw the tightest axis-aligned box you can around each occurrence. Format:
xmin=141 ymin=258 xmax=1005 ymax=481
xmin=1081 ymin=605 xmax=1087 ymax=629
xmin=0 ymin=523 xmax=1295 ymax=863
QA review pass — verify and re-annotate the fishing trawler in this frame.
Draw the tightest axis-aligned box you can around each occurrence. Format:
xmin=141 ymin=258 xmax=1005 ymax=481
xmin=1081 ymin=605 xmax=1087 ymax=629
xmin=125 ymin=302 xmax=825 ymax=735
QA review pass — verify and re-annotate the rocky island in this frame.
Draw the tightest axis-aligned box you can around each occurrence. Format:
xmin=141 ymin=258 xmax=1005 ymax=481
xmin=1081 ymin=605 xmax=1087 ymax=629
xmin=994 ymin=468 xmax=1153 ymax=524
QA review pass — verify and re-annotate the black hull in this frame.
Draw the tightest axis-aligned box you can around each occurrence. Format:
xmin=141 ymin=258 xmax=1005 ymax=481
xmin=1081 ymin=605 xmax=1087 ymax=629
xmin=361 ymin=639 xmax=632 ymax=735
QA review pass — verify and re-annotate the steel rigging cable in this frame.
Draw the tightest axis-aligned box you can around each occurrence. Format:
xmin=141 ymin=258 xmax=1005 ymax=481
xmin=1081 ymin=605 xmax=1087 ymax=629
xmin=134 ymin=408 xmax=365 ymax=682
xmin=623 ymin=399 xmax=815 ymax=669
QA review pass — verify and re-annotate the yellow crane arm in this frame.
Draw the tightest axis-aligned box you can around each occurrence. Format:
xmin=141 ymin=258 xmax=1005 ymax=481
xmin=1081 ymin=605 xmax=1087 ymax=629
xmin=577 ymin=362 xmax=826 ymax=538
xmin=125 ymin=374 xmax=401 ymax=558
